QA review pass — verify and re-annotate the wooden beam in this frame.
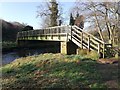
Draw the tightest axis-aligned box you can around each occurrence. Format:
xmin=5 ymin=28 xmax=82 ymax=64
xmin=88 ymin=35 xmax=90 ymax=51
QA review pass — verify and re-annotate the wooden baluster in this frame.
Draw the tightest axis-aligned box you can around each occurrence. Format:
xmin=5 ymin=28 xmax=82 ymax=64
xmin=103 ymin=43 xmax=105 ymax=58
xmin=44 ymin=29 xmax=46 ymax=34
xmin=33 ymin=31 xmax=35 ymax=37
xmin=55 ymin=28 xmax=56 ymax=34
xmin=30 ymin=31 xmax=31 ymax=36
xmin=47 ymin=29 xmax=48 ymax=34
xmin=56 ymin=28 xmax=58 ymax=34
xmin=51 ymin=28 xmax=53 ymax=39
xmin=81 ymin=32 xmax=83 ymax=49
xmin=50 ymin=28 xmax=51 ymax=34
xmin=31 ymin=31 xmax=32 ymax=36
xmin=22 ymin=32 xmax=24 ymax=38
xmin=43 ymin=29 xmax=44 ymax=34
xmin=59 ymin=28 xmax=61 ymax=33
xmin=88 ymin=35 xmax=90 ymax=51
xmin=27 ymin=31 xmax=28 ymax=36
xmin=26 ymin=31 xmax=28 ymax=39
xmin=98 ymin=43 xmax=100 ymax=54
xmin=19 ymin=32 xmax=21 ymax=38
xmin=58 ymin=28 xmax=60 ymax=40
xmin=17 ymin=33 xmax=19 ymax=41
xmin=41 ymin=30 xmax=42 ymax=34
xmin=33 ymin=31 xmax=34 ymax=36
xmin=25 ymin=31 xmax=26 ymax=37
xmin=66 ymin=33 xmax=68 ymax=41
xmin=27 ymin=31 xmax=29 ymax=37
xmin=44 ymin=29 xmax=46 ymax=39
xmin=47 ymin=29 xmax=49 ymax=34
xmin=46 ymin=29 xmax=47 ymax=34
xmin=35 ymin=30 xmax=36 ymax=36
xmin=37 ymin=30 xmax=39 ymax=36
xmin=71 ymin=26 xmax=72 ymax=40
xmin=49 ymin=29 xmax=50 ymax=34
xmin=22 ymin=32 xmax=23 ymax=37
xmin=25 ymin=31 xmax=26 ymax=39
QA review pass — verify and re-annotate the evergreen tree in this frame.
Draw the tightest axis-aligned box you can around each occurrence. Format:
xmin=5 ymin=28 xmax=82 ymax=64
xmin=69 ymin=13 xmax=74 ymax=25
xmin=76 ymin=12 xmax=79 ymax=17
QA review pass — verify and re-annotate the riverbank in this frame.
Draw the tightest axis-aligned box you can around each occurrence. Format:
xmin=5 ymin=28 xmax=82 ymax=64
xmin=1 ymin=53 xmax=119 ymax=89
xmin=2 ymin=41 xmax=17 ymax=52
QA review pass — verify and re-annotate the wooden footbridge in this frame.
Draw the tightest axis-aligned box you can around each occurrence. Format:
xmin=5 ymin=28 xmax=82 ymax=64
xmin=17 ymin=25 xmax=110 ymax=58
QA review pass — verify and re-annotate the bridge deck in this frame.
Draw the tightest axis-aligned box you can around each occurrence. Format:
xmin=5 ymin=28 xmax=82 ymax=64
xmin=17 ymin=25 xmax=110 ymax=58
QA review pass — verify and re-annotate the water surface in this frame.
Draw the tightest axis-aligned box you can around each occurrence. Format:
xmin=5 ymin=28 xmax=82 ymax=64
xmin=2 ymin=47 xmax=59 ymax=66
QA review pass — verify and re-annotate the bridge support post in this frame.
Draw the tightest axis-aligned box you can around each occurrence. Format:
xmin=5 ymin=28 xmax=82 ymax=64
xmin=61 ymin=42 xmax=67 ymax=54
xmin=60 ymin=41 xmax=78 ymax=54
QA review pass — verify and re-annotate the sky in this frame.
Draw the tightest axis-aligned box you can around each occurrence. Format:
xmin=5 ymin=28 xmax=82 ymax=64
xmin=1 ymin=2 xmax=75 ymax=29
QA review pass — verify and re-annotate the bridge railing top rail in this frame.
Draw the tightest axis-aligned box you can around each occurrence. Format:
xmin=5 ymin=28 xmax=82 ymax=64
xmin=18 ymin=25 xmax=105 ymax=46
xmin=18 ymin=25 xmax=70 ymax=37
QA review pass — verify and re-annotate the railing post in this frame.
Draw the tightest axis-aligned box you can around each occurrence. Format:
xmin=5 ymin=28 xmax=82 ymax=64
xmin=16 ymin=32 xmax=19 ymax=42
xmin=81 ymin=32 xmax=83 ymax=49
xmin=103 ymin=43 xmax=105 ymax=58
xmin=98 ymin=43 xmax=100 ymax=54
xmin=51 ymin=28 xmax=53 ymax=39
xmin=71 ymin=26 xmax=72 ymax=40
xmin=66 ymin=33 xmax=68 ymax=41
xmin=88 ymin=35 xmax=90 ymax=51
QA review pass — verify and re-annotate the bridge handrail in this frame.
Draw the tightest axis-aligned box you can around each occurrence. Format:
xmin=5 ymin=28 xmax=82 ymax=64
xmin=71 ymin=25 xmax=105 ymax=44
xmin=67 ymin=25 xmax=106 ymax=57
xmin=18 ymin=25 xmax=69 ymax=37
xmin=17 ymin=25 xmax=107 ymax=58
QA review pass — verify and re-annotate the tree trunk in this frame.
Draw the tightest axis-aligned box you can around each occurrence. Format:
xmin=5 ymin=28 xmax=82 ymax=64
xmin=93 ymin=7 xmax=104 ymax=41
xmin=105 ymin=5 xmax=113 ymax=44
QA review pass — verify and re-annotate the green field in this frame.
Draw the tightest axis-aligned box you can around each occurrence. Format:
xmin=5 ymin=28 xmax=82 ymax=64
xmin=1 ymin=53 xmax=119 ymax=89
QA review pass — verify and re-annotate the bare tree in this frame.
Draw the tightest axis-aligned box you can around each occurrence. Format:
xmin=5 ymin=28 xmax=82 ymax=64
xmin=70 ymin=1 xmax=119 ymax=45
xmin=37 ymin=0 xmax=63 ymax=28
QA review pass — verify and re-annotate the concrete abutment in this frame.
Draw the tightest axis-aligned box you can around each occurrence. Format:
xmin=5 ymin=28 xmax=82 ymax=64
xmin=60 ymin=40 xmax=78 ymax=54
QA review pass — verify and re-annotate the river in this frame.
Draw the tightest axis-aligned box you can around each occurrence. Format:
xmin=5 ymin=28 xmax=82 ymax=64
xmin=2 ymin=47 xmax=60 ymax=66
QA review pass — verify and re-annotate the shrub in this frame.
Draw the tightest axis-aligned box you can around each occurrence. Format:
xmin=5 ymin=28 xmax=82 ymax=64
xmin=86 ymin=51 xmax=100 ymax=60
xmin=77 ymin=49 xmax=89 ymax=56
xmin=105 ymin=47 xmax=120 ymax=58
xmin=77 ymin=49 xmax=99 ymax=60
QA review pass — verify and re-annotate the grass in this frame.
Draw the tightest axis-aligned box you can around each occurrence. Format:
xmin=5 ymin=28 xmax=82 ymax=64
xmin=1 ymin=53 xmax=119 ymax=89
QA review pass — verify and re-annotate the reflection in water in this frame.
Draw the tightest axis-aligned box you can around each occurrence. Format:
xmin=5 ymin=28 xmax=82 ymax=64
xmin=2 ymin=47 xmax=59 ymax=66
xmin=2 ymin=52 xmax=19 ymax=65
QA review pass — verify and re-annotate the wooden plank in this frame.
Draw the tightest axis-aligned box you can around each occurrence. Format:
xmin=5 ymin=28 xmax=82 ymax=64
xmin=90 ymin=42 xmax=99 ymax=50
xmin=72 ymin=31 xmax=82 ymax=39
